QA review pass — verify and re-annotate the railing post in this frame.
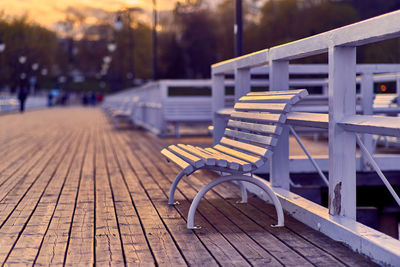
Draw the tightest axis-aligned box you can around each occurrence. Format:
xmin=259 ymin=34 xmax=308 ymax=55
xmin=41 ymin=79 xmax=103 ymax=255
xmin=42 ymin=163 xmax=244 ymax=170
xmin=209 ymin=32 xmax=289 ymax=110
xmin=234 ymin=68 xmax=251 ymax=102
xmin=360 ymin=72 xmax=374 ymax=170
xmin=160 ymin=82 xmax=168 ymax=135
xmin=212 ymin=73 xmax=226 ymax=145
xmin=328 ymin=46 xmax=356 ymax=219
xmin=269 ymin=60 xmax=290 ymax=189
xmin=396 ymin=75 xmax=400 ymax=108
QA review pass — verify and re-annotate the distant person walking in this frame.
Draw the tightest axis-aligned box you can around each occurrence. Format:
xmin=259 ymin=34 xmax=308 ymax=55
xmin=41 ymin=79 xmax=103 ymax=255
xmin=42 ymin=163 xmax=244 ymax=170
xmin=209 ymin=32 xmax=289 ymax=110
xmin=17 ymin=87 xmax=29 ymax=113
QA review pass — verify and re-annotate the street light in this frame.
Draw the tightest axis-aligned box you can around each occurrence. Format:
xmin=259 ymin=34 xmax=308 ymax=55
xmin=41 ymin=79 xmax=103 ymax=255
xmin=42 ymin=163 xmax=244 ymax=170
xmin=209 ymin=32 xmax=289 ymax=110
xmin=107 ymin=42 xmax=117 ymax=53
xmin=0 ymin=39 xmax=5 ymax=53
xmin=152 ymin=0 xmax=158 ymax=80
xmin=103 ymin=56 xmax=112 ymax=64
xmin=32 ymin=63 xmax=39 ymax=71
xmin=19 ymin=56 xmax=27 ymax=64
xmin=114 ymin=7 xmax=142 ymax=87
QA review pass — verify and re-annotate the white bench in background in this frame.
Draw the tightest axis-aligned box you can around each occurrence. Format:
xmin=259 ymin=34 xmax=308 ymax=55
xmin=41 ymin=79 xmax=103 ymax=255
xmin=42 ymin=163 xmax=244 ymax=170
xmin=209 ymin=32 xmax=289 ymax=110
xmin=161 ymin=89 xmax=308 ymax=229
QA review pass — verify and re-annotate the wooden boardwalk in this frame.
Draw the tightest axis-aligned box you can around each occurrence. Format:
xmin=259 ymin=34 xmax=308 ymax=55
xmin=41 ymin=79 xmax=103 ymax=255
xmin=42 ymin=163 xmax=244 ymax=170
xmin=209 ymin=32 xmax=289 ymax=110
xmin=0 ymin=108 xmax=377 ymax=266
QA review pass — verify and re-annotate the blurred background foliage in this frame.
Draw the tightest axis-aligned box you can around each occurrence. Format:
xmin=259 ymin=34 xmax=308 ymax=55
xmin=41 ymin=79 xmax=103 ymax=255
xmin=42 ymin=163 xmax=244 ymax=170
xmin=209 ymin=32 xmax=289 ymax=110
xmin=0 ymin=0 xmax=399 ymax=93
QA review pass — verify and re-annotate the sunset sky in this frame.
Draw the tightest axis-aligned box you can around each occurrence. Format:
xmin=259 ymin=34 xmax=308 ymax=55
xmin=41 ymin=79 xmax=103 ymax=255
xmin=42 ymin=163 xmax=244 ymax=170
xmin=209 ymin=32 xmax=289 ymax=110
xmin=0 ymin=0 xmax=182 ymax=30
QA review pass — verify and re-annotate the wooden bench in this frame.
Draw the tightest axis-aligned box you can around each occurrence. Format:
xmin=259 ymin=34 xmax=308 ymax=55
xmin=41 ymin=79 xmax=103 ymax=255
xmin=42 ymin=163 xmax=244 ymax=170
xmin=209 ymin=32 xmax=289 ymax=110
xmin=108 ymin=96 xmax=139 ymax=127
xmin=163 ymin=98 xmax=212 ymax=137
xmin=161 ymin=89 xmax=309 ymax=229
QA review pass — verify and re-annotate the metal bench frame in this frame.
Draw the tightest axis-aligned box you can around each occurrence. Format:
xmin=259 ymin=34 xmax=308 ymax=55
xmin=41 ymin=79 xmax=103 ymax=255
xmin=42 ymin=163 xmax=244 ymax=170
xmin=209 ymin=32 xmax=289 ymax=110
xmin=161 ymin=89 xmax=308 ymax=229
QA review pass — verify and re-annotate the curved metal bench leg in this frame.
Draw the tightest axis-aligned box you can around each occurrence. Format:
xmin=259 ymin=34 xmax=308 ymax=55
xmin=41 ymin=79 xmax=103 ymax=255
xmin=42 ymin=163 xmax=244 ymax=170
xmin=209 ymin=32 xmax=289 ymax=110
xmin=168 ymin=171 xmax=186 ymax=205
xmin=187 ymin=175 xmax=284 ymax=229
xmin=237 ymin=181 xmax=248 ymax=203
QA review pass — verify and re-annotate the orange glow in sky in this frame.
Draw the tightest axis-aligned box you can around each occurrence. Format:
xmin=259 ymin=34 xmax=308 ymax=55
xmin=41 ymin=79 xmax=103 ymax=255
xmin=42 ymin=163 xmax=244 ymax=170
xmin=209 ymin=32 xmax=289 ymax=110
xmin=0 ymin=0 xmax=180 ymax=29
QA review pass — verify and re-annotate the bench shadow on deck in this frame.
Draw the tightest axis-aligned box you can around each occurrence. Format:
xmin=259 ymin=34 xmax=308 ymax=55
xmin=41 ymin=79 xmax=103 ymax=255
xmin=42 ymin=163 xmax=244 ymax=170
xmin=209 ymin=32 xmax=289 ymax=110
xmin=0 ymin=107 xmax=376 ymax=266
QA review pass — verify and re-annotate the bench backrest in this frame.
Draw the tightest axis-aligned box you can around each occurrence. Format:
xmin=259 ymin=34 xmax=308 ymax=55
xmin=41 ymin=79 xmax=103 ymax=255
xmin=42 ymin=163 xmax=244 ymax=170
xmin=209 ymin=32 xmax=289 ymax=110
xmin=220 ymin=89 xmax=309 ymax=159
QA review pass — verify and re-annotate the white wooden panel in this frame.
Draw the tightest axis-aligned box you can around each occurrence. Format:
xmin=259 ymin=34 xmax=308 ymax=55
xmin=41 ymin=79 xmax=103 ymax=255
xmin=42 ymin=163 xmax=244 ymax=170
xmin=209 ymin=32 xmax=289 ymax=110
xmin=211 ymin=49 xmax=269 ymax=74
xmin=212 ymin=74 xmax=226 ymax=145
xmin=338 ymin=115 xmax=400 ymax=137
xmin=360 ymin=73 xmax=374 ymax=170
xmin=234 ymin=68 xmax=251 ymax=102
xmin=328 ymin=46 xmax=356 ymax=219
xmin=269 ymin=60 xmax=290 ymax=189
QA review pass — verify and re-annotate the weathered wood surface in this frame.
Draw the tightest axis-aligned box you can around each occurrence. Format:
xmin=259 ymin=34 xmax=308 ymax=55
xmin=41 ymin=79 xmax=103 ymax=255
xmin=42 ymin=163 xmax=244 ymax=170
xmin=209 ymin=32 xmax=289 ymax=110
xmin=0 ymin=108 xmax=376 ymax=266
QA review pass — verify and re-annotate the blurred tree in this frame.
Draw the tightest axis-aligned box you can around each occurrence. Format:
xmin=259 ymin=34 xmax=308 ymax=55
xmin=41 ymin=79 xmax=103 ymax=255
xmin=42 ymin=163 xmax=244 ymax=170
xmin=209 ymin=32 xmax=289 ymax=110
xmin=172 ymin=0 xmax=217 ymax=78
xmin=0 ymin=15 xmax=57 ymax=92
xmin=250 ymin=0 xmax=359 ymax=53
xmin=158 ymin=31 xmax=185 ymax=79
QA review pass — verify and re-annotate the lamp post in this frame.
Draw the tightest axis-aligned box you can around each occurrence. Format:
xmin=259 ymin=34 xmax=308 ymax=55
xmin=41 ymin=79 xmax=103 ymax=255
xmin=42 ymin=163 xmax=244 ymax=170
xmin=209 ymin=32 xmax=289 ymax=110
xmin=0 ymin=39 xmax=5 ymax=53
xmin=0 ymin=39 xmax=5 ymax=90
xmin=114 ymin=7 xmax=142 ymax=87
xmin=235 ymin=0 xmax=243 ymax=57
xmin=152 ymin=0 xmax=158 ymax=80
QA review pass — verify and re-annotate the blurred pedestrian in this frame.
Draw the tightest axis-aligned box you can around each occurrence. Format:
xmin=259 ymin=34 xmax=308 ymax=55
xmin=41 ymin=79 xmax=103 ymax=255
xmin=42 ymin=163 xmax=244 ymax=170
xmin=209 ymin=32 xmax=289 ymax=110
xmin=47 ymin=91 xmax=54 ymax=107
xmin=96 ymin=93 xmax=103 ymax=103
xmin=89 ymin=92 xmax=96 ymax=106
xmin=82 ymin=93 xmax=89 ymax=106
xmin=17 ymin=86 xmax=29 ymax=113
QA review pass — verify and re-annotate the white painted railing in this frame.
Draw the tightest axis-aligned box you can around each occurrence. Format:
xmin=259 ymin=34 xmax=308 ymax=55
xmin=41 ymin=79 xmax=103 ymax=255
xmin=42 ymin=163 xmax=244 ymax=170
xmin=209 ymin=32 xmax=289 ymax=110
xmin=211 ymin=10 xmax=400 ymax=265
xmin=0 ymin=95 xmax=47 ymax=113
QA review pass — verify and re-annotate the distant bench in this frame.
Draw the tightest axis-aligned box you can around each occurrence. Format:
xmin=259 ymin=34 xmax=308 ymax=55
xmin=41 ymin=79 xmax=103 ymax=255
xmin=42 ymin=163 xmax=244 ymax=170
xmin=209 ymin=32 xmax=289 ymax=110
xmin=163 ymin=98 xmax=212 ymax=137
xmin=161 ymin=89 xmax=308 ymax=229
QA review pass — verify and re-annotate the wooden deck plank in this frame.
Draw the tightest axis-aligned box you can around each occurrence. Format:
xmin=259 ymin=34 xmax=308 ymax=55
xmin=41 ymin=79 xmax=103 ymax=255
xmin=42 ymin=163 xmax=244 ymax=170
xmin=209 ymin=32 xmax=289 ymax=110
xmin=133 ymin=130 xmax=375 ymax=267
xmin=127 ymin=134 xmax=285 ymax=266
xmin=108 ymin=133 xmax=188 ymax=266
xmin=65 ymin=128 xmax=96 ymax=266
xmin=112 ymin=133 xmax=222 ymax=266
xmin=0 ymin=128 xmax=64 ymax=201
xmin=5 ymin=131 xmax=83 ymax=265
xmin=35 ymin=131 xmax=89 ymax=266
xmin=101 ymin=128 xmax=156 ymax=266
xmin=249 ymin=198 xmax=379 ymax=266
xmin=136 ymin=139 xmax=289 ymax=266
xmin=0 ymin=108 xmax=378 ymax=266
xmin=93 ymin=127 xmax=125 ymax=265
xmin=0 ymin=130 xmax=77 ymax=263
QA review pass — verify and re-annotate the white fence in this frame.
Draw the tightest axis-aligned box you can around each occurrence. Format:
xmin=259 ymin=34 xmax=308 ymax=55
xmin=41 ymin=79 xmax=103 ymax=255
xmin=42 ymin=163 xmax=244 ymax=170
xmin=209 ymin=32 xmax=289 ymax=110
xmin=0 ymin=95 xmax=47 ymax=113
xmin=211 ymin=11 xmax=400 ymax=266
xmin=104 ymin=65 xmax=400 ymax=138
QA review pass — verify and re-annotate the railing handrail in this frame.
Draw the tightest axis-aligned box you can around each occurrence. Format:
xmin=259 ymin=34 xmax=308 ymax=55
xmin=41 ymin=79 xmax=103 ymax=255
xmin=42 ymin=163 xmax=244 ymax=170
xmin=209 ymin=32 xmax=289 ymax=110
xmin=212 ymin=10 xmax=400 ymax=74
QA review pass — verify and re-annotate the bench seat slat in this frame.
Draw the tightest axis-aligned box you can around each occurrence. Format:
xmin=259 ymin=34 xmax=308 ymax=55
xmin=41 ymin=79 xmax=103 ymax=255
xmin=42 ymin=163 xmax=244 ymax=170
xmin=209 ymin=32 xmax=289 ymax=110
xmin=231 ymin=111 xmax=285 ymax=123
xmin=204 ymin=148 xmax=253 ymax=172
xmin=194 ymin=146 xmax=228 ymax=167
xmin=227 ymin=120 xmax=282 ymax=135
xmin=239 ymin=95 xmax=300 ymax=104
xmin=177 ymin=144 xmax=217 ymax=165
xmin=247 ymin=89 xmax=308 ymax=98
xmin=167 ymin=145 xmax=204 ymax=168
xmin=161 ymin=149 xmax=194 ymax=174
xmin=220 ymin=137 xmax=270 ymax=157
xmin=224 ymin=129 xmax=278 ymax=147
xmin=234 ymin=102 xmax=290 ymax=113
xmin=214 ymin=144 xmax=265 ymax=168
